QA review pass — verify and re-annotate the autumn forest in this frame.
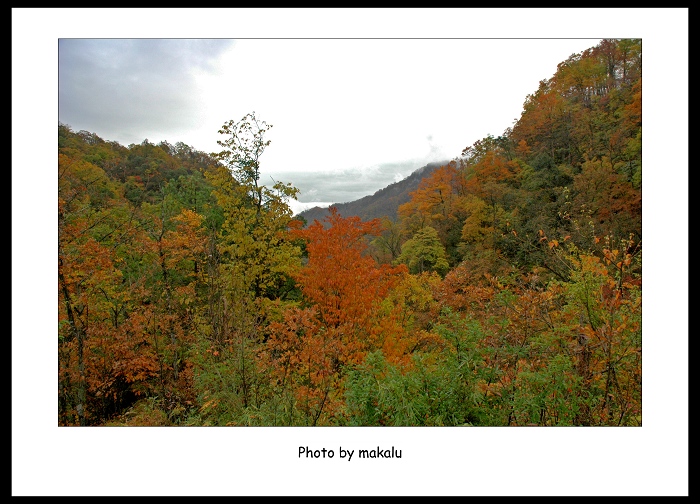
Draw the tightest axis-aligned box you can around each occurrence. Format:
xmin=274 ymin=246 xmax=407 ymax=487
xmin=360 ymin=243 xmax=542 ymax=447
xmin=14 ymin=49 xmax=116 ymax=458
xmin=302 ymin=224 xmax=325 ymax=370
xmin=58 ymin=38 xmax=642 ymax=426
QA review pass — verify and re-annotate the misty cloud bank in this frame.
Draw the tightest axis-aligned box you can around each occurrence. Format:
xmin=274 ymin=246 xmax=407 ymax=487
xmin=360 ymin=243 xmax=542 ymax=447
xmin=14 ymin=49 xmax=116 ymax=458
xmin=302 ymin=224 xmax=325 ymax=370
xmin=266 ymin=157 xmax=452 ymax=217
xmin=266 ymin=158 xmax=448 ymax=207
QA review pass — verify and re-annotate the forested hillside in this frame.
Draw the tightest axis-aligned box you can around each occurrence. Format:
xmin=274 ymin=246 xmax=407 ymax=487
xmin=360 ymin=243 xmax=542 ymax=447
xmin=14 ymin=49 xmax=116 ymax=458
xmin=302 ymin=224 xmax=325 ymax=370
xmin=58 ymin=38 xmax=641 ymax=426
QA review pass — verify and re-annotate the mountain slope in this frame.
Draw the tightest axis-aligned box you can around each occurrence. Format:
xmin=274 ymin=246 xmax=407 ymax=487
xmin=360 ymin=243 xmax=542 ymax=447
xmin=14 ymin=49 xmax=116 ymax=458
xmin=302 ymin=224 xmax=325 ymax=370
xmin=297 ymin=160 xmax=448 ymax=225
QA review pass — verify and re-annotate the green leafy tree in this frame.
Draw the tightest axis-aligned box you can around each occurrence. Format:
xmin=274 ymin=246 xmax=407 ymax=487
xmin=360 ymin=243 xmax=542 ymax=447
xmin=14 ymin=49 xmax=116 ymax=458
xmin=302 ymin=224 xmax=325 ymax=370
xmin=187 ymin=113 xmax=303 ymax=425
xmin=207 ymin=112 xmax=302 ymax=300
xmin=396 ymin=226 xmax=450 ymax=276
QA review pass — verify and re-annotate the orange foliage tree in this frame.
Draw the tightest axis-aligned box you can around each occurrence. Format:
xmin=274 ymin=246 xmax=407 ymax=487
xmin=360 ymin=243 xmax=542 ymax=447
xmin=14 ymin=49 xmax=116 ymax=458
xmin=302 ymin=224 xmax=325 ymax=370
xmin=398 ymin=162 xmax=462 ymax=232
xmin=59 ymin=154 xmax=161 ymax=424
xmin=264 ymin=208 xmax=408 ymax=424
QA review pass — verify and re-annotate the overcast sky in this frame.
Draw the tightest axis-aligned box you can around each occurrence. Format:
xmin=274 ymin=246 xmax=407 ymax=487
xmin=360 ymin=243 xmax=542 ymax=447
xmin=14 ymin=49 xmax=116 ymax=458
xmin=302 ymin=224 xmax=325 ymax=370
xmin=14 ymin=8 xmax=689 ymax=497
xmin=57 ymin=36 xmax=604 ymax=213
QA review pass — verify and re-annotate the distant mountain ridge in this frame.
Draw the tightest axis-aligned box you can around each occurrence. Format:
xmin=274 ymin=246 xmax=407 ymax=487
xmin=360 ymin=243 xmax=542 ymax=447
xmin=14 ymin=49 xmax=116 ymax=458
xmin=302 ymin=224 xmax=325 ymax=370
xmin=297 ymin=160 xmax=449 ymax=225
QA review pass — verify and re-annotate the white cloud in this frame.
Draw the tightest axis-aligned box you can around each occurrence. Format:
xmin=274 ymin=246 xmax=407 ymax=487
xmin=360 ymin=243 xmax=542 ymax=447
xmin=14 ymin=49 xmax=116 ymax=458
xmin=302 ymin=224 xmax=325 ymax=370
xmin=60 ymin=36 xmax=604 ymax=193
